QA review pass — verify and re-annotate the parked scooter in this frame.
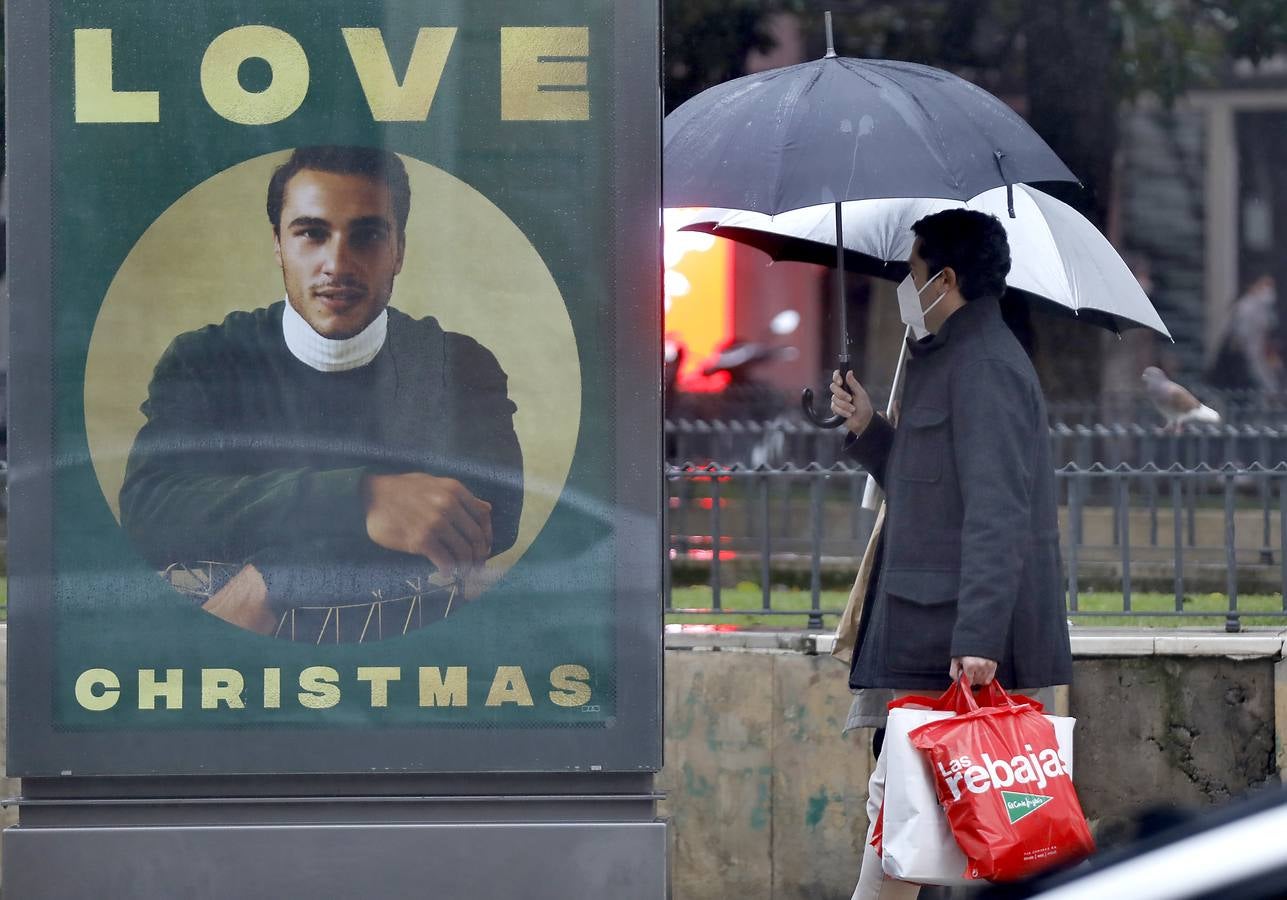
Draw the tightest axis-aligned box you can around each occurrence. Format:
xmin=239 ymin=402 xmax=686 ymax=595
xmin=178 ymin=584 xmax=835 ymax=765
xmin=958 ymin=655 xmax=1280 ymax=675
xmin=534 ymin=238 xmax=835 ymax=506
xmin=668 ymin=311 xmax=802 ymax=465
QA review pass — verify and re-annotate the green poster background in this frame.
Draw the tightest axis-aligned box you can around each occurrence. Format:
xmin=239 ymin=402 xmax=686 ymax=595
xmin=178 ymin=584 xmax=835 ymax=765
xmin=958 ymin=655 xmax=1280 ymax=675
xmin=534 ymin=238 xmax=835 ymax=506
xmin=47 ymin=1 xmax=624 ymax=735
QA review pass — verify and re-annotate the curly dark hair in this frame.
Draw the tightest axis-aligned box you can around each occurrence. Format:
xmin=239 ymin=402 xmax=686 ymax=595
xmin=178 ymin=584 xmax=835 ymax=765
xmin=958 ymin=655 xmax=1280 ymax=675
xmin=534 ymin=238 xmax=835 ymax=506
xmin=911 ymin=209 xmax=1010 ymax=302
xmin=266 ymin=145 xmax=410 ymax=235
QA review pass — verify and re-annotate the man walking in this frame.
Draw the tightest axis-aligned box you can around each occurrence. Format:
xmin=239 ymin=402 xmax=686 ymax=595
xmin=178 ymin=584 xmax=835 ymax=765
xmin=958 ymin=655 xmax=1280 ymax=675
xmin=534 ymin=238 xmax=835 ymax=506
xmin=829 ymin=209 xmax=1072 ymax=897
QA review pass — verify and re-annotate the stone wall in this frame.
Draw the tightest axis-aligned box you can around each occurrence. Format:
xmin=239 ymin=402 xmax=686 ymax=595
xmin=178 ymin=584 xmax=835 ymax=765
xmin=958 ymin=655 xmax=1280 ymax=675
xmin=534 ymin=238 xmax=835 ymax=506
xmin=658 ymin=647 xmax=875 ymax=900
xmin=1 ymin=627 xmax=1283 ymax=898
xmin=659 ymin=630 xmax=1284 ymax=900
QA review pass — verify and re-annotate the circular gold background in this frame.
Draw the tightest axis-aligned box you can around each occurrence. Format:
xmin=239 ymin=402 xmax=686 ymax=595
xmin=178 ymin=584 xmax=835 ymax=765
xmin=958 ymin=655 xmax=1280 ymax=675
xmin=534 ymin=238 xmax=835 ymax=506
xmin=85 ymin=150 xmax=581 ymax=579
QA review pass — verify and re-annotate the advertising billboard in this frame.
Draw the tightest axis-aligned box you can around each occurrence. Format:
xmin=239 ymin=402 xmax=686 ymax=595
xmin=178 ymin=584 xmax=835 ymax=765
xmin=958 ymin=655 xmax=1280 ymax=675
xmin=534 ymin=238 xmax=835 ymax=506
xmin=7 ymin=0 xmax=660 ymax=776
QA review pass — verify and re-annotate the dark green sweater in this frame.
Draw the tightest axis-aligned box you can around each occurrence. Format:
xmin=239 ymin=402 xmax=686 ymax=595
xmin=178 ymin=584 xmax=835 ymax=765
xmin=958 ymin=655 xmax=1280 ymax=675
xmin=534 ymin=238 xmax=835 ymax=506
xmin=120 ymin=302 xmax=523 ymax=615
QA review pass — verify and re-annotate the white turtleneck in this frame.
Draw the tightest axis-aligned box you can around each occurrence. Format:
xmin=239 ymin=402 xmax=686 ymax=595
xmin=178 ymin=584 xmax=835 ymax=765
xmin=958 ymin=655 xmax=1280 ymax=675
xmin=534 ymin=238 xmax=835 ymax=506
xmin=281 ymin=298 xmax=388 ymax=373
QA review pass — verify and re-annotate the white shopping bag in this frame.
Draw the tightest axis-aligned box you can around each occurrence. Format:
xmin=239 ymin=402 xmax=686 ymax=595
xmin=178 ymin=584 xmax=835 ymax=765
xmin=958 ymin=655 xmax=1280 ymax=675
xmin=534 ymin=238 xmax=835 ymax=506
xmin=881 ymin=702 xmax=1076 ymax=885
xmin=881 ymin=706 xmax=967 ymax=885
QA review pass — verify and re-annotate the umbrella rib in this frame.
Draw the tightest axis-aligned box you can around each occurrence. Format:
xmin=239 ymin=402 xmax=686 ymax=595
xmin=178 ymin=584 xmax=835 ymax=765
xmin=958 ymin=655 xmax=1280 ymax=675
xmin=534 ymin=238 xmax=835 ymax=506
xmin=832 ymin=56 xmax=886 ymax=90
xmin=769 ymin=65 xmax=825 ymax=213
xmin=860 ymin=59 xmax=1051 ymax=199
xmin=833 ymin=59 xmax=903 ymax=202
xmin=940 ymin=76 xmax=1070 ymax=196
xmin=994 ymin=185 xmax=1075 ymax=309
xmin=952 ymin=83 xmax=1031 ymax=195
xmin=667 ymin=68 xmax=800 ymax=212
xmin=695 ymin=77 xmax=784 ymax=213
xmin=853 ymin=60 xmax=964 ymax=197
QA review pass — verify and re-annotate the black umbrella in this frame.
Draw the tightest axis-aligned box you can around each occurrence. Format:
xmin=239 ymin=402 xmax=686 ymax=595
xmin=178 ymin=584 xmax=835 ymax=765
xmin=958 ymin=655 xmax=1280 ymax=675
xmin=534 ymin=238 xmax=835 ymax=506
xmin=663 ymin=13 xmax=1078 ymax=426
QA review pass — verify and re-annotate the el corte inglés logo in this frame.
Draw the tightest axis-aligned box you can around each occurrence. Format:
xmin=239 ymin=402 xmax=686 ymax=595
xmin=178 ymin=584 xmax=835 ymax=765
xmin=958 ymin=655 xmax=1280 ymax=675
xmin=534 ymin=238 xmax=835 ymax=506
xmin=1001 ymin=791 xmax=1053 ymax=824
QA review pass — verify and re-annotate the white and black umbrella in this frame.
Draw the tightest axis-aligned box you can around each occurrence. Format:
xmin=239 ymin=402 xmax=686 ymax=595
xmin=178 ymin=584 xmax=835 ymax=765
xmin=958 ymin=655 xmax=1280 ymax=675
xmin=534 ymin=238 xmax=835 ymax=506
xmin=683 ymin=187 xmax=1172 ymax=507
xmin=683 ymin=185 xmax=1171 ymax=339
xmin=663 ymin=13 xmax=1078 ymax=425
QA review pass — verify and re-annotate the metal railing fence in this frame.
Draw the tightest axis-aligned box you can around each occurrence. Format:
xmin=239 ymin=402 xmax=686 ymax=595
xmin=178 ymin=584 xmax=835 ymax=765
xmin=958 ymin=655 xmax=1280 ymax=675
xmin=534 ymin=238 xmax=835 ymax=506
xmin=1050 ymin=423 xmax=1287 ymax=471
xmin=671 ymin=387 xmax=1287 ymax=428
xmin=1048 ymin=388 xmax=1287 ymax=427
xmin=666 ymin=462 xmax=1287 ymax=632
xmin=666 ymin=418 xmax=1287 ymax=470
xmin=667 ymin=462 xmax=871 ymax=630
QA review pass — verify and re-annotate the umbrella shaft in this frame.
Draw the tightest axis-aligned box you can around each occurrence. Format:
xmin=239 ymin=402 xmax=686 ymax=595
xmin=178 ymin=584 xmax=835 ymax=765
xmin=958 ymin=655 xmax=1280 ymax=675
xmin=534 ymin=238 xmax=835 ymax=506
xmin=834 ymin=201 xmax=848 ymax=366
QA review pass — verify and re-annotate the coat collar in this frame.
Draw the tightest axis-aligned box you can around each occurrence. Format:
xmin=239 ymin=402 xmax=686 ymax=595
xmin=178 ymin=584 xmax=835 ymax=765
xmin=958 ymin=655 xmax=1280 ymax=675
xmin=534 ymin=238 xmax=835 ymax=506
xmin=906 ymin=294 xmax=1003 ymax=358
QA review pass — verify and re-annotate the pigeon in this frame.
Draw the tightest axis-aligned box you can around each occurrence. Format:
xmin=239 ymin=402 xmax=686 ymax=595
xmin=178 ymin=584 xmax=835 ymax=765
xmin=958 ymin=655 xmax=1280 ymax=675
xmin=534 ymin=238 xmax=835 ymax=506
xmin=1141 ymin=366 xmax=1222 ymax=433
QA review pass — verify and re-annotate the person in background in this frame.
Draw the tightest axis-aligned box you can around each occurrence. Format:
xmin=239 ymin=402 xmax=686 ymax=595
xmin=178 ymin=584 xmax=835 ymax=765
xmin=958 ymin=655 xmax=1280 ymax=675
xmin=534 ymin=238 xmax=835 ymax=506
xmin=1206 ymin=275 xmax=1280 ymax=392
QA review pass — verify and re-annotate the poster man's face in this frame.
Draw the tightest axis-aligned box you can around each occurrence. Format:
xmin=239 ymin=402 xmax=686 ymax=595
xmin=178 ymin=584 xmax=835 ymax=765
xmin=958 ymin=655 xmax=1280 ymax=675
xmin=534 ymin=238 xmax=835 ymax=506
xmin=273 ymin=169 xmax=406 ymax=339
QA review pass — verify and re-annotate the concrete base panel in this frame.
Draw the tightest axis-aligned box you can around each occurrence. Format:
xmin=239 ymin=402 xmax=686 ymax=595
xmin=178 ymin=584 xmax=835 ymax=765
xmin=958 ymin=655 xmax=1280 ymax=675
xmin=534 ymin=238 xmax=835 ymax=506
xmin=1069 ymin=657 xmax=1277 ymax=837
xmin=2 ymin=822 xmax=668 ymax=900
xmin=658 ymin=650 xmax=873 ymax=900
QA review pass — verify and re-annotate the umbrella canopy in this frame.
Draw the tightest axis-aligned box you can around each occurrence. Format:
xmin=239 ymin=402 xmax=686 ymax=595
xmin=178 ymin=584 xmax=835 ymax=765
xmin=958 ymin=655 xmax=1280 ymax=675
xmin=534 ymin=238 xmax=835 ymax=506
xmin=683 ymin=185 xmax=1171 ymax=339
xmin=664 ymin=56 xmax=1077 ymax=215
xmin=663 ymin=17 xmax=1080 ymax=429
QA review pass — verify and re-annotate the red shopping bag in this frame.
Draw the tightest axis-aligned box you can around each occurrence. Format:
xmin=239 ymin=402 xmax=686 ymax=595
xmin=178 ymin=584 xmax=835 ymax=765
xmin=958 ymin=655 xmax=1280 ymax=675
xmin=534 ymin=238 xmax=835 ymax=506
xmin=869 ymin=680 xmax=1044 ymax=857
xmin=908 ymin=677 xmax=1095 ymax=881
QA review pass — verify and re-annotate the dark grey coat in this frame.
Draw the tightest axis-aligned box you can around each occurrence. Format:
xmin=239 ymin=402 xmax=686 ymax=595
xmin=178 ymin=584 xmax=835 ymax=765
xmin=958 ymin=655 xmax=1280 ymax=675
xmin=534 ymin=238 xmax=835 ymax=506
xmin=845 ymin=296 xmax=1073 ymax=690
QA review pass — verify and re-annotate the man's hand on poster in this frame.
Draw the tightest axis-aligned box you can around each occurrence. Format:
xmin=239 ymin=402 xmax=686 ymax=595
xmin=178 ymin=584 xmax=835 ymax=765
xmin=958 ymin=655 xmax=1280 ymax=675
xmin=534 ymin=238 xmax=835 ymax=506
xmin=829 ymin=370 xmax=875 ymax=435
xmin=363 ymin=473 xmax=494 ymax=575
xmin=203 ymin=564 xmax=277 ymax=635
xmin=951 ymin=655 xmax=998 ymax=687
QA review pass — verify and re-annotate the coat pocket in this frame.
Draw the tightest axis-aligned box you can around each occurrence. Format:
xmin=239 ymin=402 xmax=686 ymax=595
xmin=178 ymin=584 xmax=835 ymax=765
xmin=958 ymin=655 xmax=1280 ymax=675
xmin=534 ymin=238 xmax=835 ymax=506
xmin=897 ymin=406 xmax=948 ymax=483
xmin=881 ymin=568 xmax=958 ymax=675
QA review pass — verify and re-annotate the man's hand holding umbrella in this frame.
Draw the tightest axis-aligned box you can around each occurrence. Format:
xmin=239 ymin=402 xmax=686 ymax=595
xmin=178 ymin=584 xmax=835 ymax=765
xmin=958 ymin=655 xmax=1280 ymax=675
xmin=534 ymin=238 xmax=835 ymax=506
xmin=829 ymin=370 xmax=874 ymax=436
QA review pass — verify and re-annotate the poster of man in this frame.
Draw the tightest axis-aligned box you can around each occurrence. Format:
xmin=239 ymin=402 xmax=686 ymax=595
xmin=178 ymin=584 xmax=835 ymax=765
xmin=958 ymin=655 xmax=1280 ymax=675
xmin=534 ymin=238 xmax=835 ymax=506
xmin=119 ymin=146 xmax=523 ymax=641
xmin=7 ymin=0 xmax=659 ymax=777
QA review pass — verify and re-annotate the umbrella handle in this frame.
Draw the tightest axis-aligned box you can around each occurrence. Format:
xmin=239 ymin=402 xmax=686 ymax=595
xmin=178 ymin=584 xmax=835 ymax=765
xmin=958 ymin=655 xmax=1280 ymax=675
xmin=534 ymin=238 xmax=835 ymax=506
xmin=800 ymin=385 xmax=845 ymax=428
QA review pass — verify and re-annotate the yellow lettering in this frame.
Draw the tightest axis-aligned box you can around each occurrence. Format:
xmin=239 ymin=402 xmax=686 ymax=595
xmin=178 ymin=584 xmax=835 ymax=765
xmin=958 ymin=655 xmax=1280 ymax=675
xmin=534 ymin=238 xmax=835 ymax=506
xmin=298 ymin=666 xmax=341 ymax=709
xmin=485 ymin=666 xmax=534 ymax=707
xmin=342 ymin=28 xmax=456 ymax=122
xmin=356 ymin=666 xmax=401 ymax=708
xmin=200 ymin=26 xmax=309 ymax=126
xmin=263 ymin=668 xmax=282 ymax=709
xmin=548 ymin=664 xmax=592 ymax=707
xmin=74 ymin=29 xmax=160 ymax=123
xmin=75 ymin=668 xmax=121 ymax=712
xmin=418 ymin=666 xmax=468 ymax=707
xmin=500 ymin=27 xmax=589 ymax=121
xmin=201 ymin=668 xmax=245 ymax=709
xmin=138 ymin=668 xmax=184 ymax=710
